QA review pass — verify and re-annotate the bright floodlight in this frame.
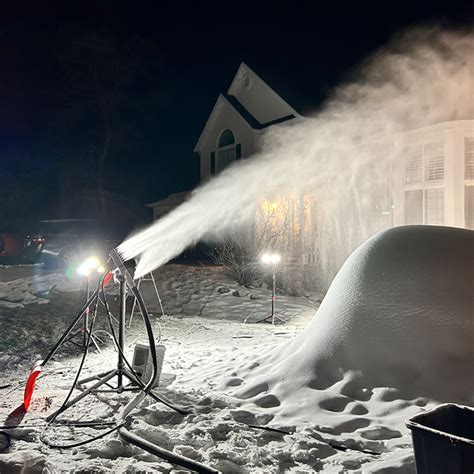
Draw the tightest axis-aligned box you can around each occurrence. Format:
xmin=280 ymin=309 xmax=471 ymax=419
xmin=261 ymin=253 xmax=281 ymax=265
xmin=270 ymin=254 xmax=281 ymax=264
xmin=77 ymin=256 xmax=102 ymax=276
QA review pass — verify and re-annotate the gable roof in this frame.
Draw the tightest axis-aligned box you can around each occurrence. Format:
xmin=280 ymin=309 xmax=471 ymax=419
xmin=227 ymin=62 xmax=300 ymax=120
xmin=194 ymin=62 xmax=300 ymax=152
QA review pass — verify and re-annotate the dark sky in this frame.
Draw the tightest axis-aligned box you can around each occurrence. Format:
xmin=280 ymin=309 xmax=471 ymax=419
xmin=1 ymin=1 xmax=472 ymax=228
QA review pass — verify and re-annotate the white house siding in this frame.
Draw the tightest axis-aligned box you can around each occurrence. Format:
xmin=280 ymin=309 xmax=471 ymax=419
xmin=197 ymin=96 xmax=258 ymax=182
xmin=392 ymin=120 xmax=474 ymax=229
xmin=227 ymin=63 xmax=298 ymax=125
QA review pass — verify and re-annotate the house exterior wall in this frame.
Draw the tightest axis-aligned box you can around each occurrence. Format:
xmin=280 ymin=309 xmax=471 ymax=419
xmin=392 ymin=119 xmax=474 ymax=229
xmin=197 ymin=98 xmax=259 ymax=181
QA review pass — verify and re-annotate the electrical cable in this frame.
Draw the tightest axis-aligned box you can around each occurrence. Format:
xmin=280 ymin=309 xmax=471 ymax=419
xmin=34 ymin=259 xmax=215 ymax=472
xmin=110 ymin=271 xmax=217 ymax=473
xmin=40 ymin=282 xmax=117 ymax=449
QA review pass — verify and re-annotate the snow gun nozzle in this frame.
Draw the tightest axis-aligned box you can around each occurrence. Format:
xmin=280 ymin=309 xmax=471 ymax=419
xmin=109 ymin=248 xmax=136 ymax=289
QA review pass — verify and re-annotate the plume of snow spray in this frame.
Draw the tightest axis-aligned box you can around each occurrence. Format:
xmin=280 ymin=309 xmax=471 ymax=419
xmin=119 ymin=28 xmax=473 ymax=279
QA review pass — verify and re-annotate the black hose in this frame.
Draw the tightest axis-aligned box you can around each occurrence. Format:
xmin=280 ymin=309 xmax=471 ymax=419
xmin=119 ymin=426 xmax=218 ymax=474
xmin=38 ymin=258 xmax=217 ymax=472
xmin=100 ymin=279 xmax=190 ymax=415
xmin=111 ymin=266 xmax=218 ymax=473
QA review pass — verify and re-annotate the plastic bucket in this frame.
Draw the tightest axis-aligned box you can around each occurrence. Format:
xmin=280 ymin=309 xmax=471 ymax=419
xmin=406 ymin=403 xmax=474 ymax=474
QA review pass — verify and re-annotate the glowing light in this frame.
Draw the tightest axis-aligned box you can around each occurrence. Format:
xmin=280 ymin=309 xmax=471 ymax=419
xmin=270 ymin=254 xmax=281 ymax=264
xmin=77 ymin=256 xmax=103 ymax=276
xmin=261 ymin=253 xmax=281 ymax=265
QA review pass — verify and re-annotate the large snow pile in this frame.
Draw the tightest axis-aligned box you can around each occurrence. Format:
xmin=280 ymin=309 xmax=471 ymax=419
xmin=229 ymin=226 xmax=473 ymax=421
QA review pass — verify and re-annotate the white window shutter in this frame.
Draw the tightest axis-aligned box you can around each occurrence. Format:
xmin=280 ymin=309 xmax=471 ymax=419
xmin=424 ymin=141 xmax=444 ymax=181
xmin=405 ymin=145 xmax=423 ymax=184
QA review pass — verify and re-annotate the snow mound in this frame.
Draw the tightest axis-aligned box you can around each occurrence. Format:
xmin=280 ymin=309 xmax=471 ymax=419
xmin=0 ymin=273 xmax=82 ymax=307
xmin=234 ymin=225 xmax=474 ymax=419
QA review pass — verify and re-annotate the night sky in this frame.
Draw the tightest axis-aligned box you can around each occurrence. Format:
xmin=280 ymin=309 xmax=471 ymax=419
xmin=1 ymin=1 xmax=472 ymax=231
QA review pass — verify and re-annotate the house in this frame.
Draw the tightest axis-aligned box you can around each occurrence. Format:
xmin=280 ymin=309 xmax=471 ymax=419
xmin=193 ymin=63 xmax=300 ymax=179
xmin=192 ymin=62 xmax=474 ymax=288
xmin=146 ymin=191 xmax=190 ymax=221
xmin=149 ymin=62 xmax=474 ymax=287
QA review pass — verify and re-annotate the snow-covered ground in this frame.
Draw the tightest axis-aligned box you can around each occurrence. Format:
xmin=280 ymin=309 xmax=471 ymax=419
xmin=1 ymin=226 xmax=471 ymax=474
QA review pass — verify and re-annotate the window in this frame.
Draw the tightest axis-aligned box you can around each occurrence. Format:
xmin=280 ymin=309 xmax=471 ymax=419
xmin=424 ymin=188 xmax=444 ymax=225
xmin=212 ymin=129 xmax=241 ymax=174
xmin=218 ymin=129 xmax=235 ymax=148
xmin=217 ymin=148 xmax=236 ymax=169
xmin=465 ymin=137 xmax=474 ymax=180
xmin=404 ymin=188 xmax=444 ymax=225
xmin=404 ymin=190 xmax=423 ymax=224
xmin=406 ymin=145 xmax=423 ymax=184
xmin=465 ymin=185 xmax=474 ymax=229
xmin=405 ymin=141 xmax=444 ymax=184
xmin=424 ymin=141 xmax=444 ymax=181
xmin=404 ymin=140 xmax=445 ymax=225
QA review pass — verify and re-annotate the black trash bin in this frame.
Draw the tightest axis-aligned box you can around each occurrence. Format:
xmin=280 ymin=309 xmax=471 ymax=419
xmin=407 ymin=403 xmax=474 ymax=474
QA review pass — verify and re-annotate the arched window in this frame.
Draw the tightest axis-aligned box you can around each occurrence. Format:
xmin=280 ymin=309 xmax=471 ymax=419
xmin=210 ymin=129 xmax=242 ymax=175
xmin=218 ymin=129 xmax=235 ymax=147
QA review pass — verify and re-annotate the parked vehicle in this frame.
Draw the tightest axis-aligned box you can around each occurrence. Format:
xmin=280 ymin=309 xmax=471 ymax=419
xmin=0 ymin=232 xmax=45 ymax=264
xmin=38 ymin=219 xmax=127 ymax=269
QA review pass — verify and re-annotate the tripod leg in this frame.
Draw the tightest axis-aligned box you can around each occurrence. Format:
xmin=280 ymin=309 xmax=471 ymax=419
xmin=46 ymin=370 xmax=117 ymax=421
xmin=128 ymin=278 xmax=141 ymax=328
xmin=42 ymin=288 xmax=99 ymax=366
xmin=90 ymin=334 xmax=102 ymax=354
xmin=78 ymin=370 xmax=112 ymax=385
xmin=150 ymin=272 xmax=165 ymax=317
xmin=255 ymin=315 xmax=273 ymax=324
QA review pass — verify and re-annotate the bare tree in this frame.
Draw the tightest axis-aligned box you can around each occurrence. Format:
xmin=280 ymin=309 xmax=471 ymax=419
xmin=211 ymin=198 xmax=291 ymax=287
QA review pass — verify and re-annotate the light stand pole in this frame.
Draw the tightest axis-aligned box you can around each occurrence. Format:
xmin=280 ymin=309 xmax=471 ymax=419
xmin=256 ymin=253 xmax=286 ymax=325
xmin=116 ymin=273 xmax=126 ymax=391
xmin=66 ymin=260 xmax=103 ymax=352
xmin=83 ymin=275 xmax=90 ymax=347
xmin=270 ymin=262 xmax=276 ymax=325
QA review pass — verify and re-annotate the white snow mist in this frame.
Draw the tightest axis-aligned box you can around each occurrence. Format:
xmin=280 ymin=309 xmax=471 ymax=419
xmin=119 ymin=28 xmax=473 ymax=279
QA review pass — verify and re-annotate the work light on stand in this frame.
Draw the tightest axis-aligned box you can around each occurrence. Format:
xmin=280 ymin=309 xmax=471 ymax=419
xmin=65 ymin=256 xmax=104 ymax=351
xmin=257 ymin=252 xmax=286 ymax=325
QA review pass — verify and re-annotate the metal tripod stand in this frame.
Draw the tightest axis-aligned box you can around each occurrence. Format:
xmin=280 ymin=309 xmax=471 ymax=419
xmin=128 ymin=270 xmax=165 ymax=327
xmin=65 ymin=275 xmax=103 ymax=352
xmin=46 ymin=271 xmax=183 ymax=422
xmin=256 ymin=263 xmax=286 ymax=325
